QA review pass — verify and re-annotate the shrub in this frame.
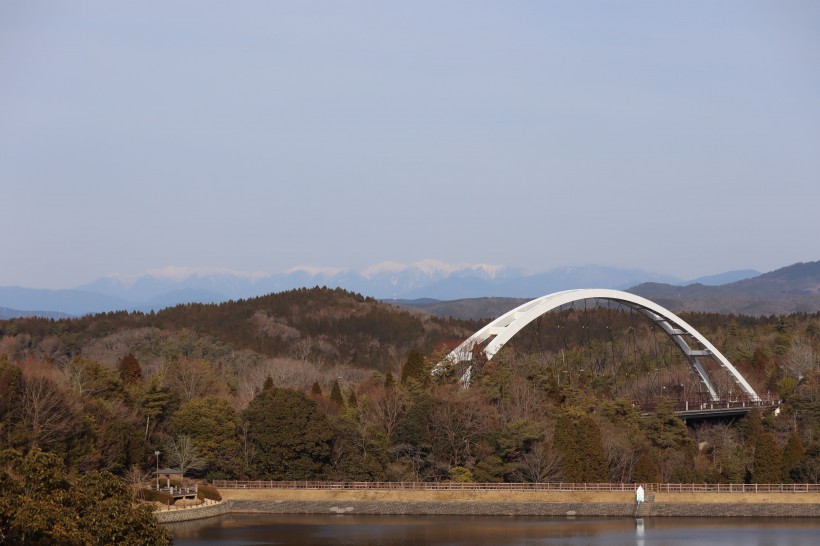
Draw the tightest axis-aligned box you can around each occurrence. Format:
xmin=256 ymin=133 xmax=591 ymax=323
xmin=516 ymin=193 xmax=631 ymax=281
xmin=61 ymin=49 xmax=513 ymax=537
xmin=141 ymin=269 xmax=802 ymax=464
xmin=142 ymin=488 xmax=174 ymax=504
xmin=197 ymin=484 xmax=222 ymax=501
xmin=449 ymin=466 xmax=475 ymax=483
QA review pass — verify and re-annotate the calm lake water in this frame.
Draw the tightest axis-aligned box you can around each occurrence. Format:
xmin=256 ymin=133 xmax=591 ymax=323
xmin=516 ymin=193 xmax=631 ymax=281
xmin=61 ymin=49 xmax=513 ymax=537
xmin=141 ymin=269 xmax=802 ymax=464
xmin=169 ymin=514 xmax=820 ymax=545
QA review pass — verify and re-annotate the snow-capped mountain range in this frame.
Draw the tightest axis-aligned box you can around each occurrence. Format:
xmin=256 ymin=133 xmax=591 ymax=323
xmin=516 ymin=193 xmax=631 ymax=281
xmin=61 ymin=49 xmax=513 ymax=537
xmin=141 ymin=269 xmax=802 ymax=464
xmin=0 ymin=260 xmax=760 ymax=317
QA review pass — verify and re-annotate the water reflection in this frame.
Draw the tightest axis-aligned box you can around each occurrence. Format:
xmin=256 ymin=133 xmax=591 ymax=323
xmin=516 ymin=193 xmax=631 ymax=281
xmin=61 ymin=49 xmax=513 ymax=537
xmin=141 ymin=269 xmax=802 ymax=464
xmin=170 ymin=514 xmax=820 ymax=546
xmin=635 ymin=518 xmax=644 ymax=546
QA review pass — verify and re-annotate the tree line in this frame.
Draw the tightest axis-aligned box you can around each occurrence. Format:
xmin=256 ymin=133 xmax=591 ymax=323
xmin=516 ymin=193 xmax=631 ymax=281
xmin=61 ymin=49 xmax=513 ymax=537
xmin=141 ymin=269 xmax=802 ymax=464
xmin=0 ymin=288 xmax=818 ymax=489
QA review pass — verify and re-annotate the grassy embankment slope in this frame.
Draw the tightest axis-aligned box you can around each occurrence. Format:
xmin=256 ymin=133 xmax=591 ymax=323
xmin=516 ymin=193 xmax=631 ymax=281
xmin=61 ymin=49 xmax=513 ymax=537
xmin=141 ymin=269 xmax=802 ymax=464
xmin=218 ymin=488 xmax=820 ymax=505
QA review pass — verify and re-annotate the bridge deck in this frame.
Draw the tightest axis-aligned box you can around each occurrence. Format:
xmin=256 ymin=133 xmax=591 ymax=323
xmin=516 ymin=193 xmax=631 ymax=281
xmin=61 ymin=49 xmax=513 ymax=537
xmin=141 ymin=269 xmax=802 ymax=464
xmin=637 ymin=399 xmax=780 ymax=420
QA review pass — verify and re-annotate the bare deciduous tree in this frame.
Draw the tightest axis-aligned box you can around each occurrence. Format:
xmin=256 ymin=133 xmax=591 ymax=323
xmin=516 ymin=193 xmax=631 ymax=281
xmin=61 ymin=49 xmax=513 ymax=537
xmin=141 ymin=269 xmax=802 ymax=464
xmin=166 ymin=358 xmax=222 ymax=402
xmin=289 ymin=338 xmax=314 ymax=362
xmin=123 ymin=464 xmax=152 ymax=500
xmin=600 ymin=426 xmax=637 ymax=483
xmin=783 ymin=337 xmax=817 ymax=380
xmin=512 ymin=441 xmax=562 ymax=483
xmin=63 ymin=358 xmax=118 ymax=399
xmin=360 ymin=387 xmax=406 ymax=441
xmin=164 ymin=435 xmax=207 ymax=477
xmin=428 ymin=387 xmax=497 ymax=467
xmin=17 ymin=359 xmax=77 ymax=450
xmin=389 ymin=443 xmax=447 ymax=482
xmin=499 ymin=375 xmax=544 ymax=424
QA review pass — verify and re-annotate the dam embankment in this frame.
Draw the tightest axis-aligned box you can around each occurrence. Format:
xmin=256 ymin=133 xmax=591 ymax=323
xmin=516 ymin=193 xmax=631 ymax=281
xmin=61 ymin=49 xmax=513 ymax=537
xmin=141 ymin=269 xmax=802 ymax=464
xmin=156 ymin=488 xmax=820 ymax=523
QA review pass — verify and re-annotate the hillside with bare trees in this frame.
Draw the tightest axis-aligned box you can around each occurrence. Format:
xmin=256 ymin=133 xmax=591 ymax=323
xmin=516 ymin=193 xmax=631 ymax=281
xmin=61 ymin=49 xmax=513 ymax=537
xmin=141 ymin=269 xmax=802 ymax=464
xmin=1 ymin=286 xmax=819 ymax=491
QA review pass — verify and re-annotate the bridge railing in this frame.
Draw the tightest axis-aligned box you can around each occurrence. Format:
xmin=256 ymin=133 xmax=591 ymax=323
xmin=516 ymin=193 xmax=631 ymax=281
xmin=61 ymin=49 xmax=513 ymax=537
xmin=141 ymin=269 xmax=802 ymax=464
xmin=637 ymin=398 xmax=780 ymax=413
xmin=211 ymin=480 xmax=820 ymax=493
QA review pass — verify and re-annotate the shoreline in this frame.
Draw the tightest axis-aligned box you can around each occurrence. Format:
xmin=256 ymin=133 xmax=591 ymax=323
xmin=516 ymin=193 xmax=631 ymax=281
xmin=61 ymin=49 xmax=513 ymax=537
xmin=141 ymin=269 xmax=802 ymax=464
xmin=155 ymin=489 xmax=820 ymax=523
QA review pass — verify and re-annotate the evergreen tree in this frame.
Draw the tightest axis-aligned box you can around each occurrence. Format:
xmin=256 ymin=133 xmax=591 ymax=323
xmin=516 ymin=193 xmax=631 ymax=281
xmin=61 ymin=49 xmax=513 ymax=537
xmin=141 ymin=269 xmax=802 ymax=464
xmin=0 ymin=357 xmax=24 ymax=447
xmin=632 ymin=451 xmax=661 ymax=483
xmin=330 ymin=379 xmax=344 ymax=406
xmin=401 ymin=349 xmax=428 ymax=385
xmin=140 ymin=377 xmax=172 ymax=441
xmin=384 ymin=371 xmax=396 ymax=389
xmin=472 ymin=455 xmax=506 ymax=483
xmin=394 ymin=394 xmax=433 ymax=447
xmin=262 ymin=375 xmax=274 ymax=391
xmin=576 ymin=416 xmax=608 ymax=482
xmin=738 ymin=408 xmax=765 ymax=444
xmin=781 ymin=431 xmax=805 ymax=483
xmin=311 ymin=380 xmax=323 ymax=397
xmin=641 ymin=399 xmax=691 ymax=451
xmin=170 ymin=396 xmax=242 ymax=479
xmin=0 ymin=448 xmax=171 ymax=545
xmin=243 ymin=387 xmax=333 ymax=480
xmin=751 ymin=432 xmax=783 ymax=483
xmin=553 ymin=412 xmax=607 ymax=482
xmin=553 ymin=412 xmax=580 ymax=480
xmin=117 ymin=353 xmax=142 ymax=385
xmin=347 ymin=390 xmax=358 ymax=408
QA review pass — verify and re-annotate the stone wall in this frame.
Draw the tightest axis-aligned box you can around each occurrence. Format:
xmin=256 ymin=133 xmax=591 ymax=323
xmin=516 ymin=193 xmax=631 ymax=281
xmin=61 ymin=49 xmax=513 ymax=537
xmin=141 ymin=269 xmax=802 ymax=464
xmin=227 ymin=499 xmax=820 ymax=518
xmin=652 ymin=503 xmax=820 ymax=517
xmin=154 ymin=501 xmax=229 ymax=523
xmin=228 ymin=499 xmax=634 ymax=517
xmin=155 ymin=498 xmax=820 ymax=523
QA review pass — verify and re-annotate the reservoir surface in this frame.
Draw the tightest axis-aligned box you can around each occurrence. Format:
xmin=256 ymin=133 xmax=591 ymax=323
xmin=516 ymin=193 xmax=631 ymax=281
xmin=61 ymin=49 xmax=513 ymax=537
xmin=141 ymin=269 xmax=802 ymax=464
xmin=170 ymin=513 xmax=820 ymax=545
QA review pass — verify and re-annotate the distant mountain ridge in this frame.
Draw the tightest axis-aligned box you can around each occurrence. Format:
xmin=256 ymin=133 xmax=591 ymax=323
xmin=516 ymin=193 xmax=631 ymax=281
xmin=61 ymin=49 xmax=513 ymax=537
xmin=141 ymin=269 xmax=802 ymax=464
xmin=0 ymin=306 xmax=71 ymax=320
xmin=0 ymin=260 xmax=770 ymax=318
xmin=629 ymin=261 xmax=820 ymax=316
xmin=394 ymin=263 xmax=820 ymax=320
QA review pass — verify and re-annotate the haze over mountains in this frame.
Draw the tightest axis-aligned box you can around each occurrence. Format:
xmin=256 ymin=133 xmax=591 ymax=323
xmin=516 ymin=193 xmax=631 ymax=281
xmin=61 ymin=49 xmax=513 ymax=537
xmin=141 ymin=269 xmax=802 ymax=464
xmin=0 ymin=260 xmax=773 ymax=318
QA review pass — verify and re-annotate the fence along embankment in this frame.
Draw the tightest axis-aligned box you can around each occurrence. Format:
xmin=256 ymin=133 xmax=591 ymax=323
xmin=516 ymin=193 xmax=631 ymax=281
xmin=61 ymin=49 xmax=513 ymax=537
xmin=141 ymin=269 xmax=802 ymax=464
xmin=212 ymin=480 xmax=820 ymax=494
xmin=208 ymin=481 xmax=820 ymax=517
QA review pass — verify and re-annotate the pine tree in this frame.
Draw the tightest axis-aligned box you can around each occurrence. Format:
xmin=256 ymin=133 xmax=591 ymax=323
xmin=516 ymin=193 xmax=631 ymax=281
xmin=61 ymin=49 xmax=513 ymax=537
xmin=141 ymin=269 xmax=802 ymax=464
xmin=641 ymin=399 xmax=691 ymax=451
xmin=141 ymin=377 xmax=172 ymax=441
xmin=263 ymin=375 xmax=275 ymax=391
xmin=347 ymin=390 xmax=358 ymax=408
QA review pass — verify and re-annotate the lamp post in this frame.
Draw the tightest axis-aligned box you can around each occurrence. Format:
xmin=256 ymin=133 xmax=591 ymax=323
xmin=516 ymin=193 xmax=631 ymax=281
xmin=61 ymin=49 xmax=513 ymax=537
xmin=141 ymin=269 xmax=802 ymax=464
xmin=154 ymin=451 xmax=160 ymax=490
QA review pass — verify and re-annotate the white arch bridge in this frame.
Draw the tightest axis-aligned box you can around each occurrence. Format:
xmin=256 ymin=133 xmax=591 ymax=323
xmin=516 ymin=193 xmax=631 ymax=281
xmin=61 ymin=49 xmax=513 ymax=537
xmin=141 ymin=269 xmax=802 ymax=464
xmin=433 ymin=289 xmax=762 ymax=405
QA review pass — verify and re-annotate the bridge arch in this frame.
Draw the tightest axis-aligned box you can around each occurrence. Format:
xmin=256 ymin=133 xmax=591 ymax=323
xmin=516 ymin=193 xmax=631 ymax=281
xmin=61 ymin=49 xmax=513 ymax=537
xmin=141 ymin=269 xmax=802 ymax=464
xmin=434 ymin=289 xmax=760 ymax=402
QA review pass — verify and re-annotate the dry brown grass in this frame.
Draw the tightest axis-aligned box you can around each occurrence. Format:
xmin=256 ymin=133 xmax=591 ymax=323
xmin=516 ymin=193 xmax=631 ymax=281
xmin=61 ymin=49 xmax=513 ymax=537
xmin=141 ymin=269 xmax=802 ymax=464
xmin=654 ymin=492 xmax=820 ymax=504
xmin=218 ymin=488 xmax=820 ymax=505
xmin=219 ymin=489 xmax=630 ymax=503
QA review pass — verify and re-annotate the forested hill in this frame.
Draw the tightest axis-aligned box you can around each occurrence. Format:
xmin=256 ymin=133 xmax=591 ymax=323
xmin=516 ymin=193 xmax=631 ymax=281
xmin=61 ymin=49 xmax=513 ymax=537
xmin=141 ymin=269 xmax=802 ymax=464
xmin=2 ymin=283 xmax=820 ymax=494
xmin=0 ymin=287 xmax=481 ymax=372
xmin=630 ymin=261 xmax=820 ymax=315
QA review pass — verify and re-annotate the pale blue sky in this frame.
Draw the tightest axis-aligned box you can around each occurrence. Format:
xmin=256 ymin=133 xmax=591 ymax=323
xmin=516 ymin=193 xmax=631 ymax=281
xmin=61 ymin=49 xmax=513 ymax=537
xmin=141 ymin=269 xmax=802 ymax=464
xmin=2 ymin=1 xmax=819 ymax=288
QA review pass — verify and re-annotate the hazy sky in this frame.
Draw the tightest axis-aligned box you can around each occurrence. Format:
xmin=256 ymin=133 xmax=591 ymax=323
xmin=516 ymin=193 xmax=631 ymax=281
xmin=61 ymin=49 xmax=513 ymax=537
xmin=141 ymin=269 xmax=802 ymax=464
xmin=2 ymin=1 xmax=819 ymax=289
